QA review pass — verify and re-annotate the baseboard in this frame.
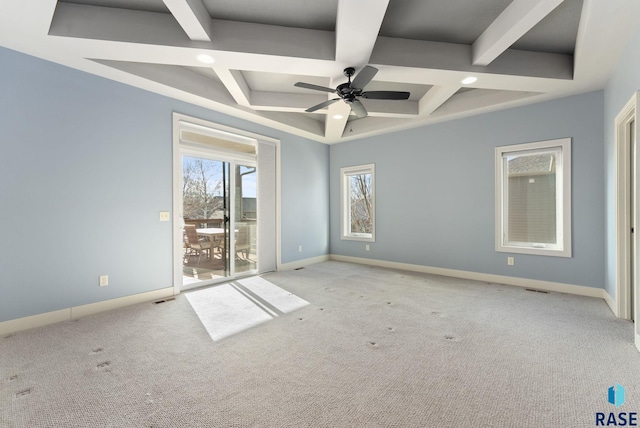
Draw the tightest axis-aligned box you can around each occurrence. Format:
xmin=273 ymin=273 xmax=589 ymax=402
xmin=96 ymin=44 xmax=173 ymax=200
xmin=604 ymin=290 xmax=617 ymax=317
xmin=70 ymin=287 xmax=174 ymax=319
xmin=279 ymin=255 xmax=330 ymax=271
xmin=0 ymin=309 xmax=70 ymax=337
xmin=329 ymin=254 xmax=606 ymax=299
xmin=0 ymin=287 xmax=174 ymax=336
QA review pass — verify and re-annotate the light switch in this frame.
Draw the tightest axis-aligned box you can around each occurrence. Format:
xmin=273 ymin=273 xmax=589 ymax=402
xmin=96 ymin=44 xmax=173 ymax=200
xmin=159 ymin=211 xmax=170 ymax=222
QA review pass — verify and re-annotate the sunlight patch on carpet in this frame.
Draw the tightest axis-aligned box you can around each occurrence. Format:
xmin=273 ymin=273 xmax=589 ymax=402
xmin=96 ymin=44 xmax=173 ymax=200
xmin=236 ymin=276 xmax=309 ymax=313
xmin=186 ymin=278 xmax=308 ymax=341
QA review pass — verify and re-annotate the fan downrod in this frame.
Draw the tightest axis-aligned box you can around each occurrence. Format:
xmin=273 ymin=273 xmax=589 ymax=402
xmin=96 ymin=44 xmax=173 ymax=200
xmin=337 ymin=67 xmax=360 ymax=100
xmin=343 ymin=67 xmax=356 ymax=79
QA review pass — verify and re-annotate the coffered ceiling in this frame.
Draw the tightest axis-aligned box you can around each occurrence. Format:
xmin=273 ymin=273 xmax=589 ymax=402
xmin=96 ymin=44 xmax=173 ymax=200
xmin=1 ymin=0 xmax=640 ymax=143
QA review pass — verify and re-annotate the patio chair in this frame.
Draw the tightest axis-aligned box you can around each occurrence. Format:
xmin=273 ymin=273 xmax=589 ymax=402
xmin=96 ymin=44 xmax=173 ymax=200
xmin=183 ymin=224 xmax=212 ymax=264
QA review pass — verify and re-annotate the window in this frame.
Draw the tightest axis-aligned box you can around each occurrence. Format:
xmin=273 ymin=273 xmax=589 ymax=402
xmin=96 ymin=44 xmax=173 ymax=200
xmin=495 ymin=138 xmax=571 ymax=257
xmin=341 ymin=164 xmax=375 ymax=241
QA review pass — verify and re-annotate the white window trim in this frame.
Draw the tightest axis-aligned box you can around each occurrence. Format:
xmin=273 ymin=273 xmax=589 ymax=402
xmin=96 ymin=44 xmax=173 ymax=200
xmin=341 ymin=163 xmax=375 ymax=242
xmin=495 ymin=138 xmax=572 ymax=257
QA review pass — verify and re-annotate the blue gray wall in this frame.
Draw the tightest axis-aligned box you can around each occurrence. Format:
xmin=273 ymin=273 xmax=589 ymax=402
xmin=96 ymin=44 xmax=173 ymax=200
xmin=279 ymin=139 xmax=330 ymax=262
xmin=0 ymin=47 xmax=329 ymax=322
xmin=604 ymin=24 xmax=640 ymax=299
xmin=330 ymin=91 xmax=605 ymax=288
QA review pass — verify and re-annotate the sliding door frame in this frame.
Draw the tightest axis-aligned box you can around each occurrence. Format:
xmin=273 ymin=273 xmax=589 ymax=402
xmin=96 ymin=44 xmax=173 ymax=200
xmin=172 ymin=113 xmax=281 ymax=295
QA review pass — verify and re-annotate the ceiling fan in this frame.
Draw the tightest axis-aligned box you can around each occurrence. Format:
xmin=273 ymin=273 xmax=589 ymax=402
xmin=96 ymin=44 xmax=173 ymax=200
xmin=294 ymin=65 xmax=410 ymax=118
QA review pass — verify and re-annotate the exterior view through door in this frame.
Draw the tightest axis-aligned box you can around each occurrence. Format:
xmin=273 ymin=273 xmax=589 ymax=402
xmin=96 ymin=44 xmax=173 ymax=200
xmin=181 ymin=155 xmax=257 ymax=288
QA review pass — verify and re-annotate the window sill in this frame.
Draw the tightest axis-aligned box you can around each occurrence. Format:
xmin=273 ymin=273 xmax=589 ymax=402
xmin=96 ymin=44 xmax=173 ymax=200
xmin=496 ymin=244 xmax=571 ymax=258
xmin=341 ymin=234 xmax=375 ymax=243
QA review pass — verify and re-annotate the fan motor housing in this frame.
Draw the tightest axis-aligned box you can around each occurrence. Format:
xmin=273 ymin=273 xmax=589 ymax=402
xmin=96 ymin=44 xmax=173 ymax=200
xmin=337 ymin=82 xmax=352 ymax=94
xmin=337 ymin=82 xmax=362 ymax=102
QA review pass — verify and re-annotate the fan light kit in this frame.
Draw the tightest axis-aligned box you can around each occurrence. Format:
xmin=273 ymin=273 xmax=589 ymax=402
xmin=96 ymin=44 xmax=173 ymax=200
xmin=294 ymin=65 xmax=410 ymax=118
xmin=461 ymin=76 xmax=477 ymax=84
xmin=196 ymin=54 xmax=215 ymax=64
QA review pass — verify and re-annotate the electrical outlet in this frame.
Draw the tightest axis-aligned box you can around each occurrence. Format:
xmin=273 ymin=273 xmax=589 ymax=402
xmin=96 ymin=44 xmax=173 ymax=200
xmin=298 ymin=245 xmax=303 ymax=252
xmin=99 ymin=275 xmax=109 ymax=287
xmin=365 ymin=244 xmax=370 ymax=251
xmin=507 ymin=257 xmax=515 ymax=266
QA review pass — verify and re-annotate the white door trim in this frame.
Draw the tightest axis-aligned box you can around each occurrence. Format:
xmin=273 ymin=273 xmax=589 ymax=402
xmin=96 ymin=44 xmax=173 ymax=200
xmin=171 ymin=112 xmax=280 ymax=295
xmin=614 ymin=92 xmax=640 ymax=352
xmin=615 ymin=93 xmax=638 ymax=319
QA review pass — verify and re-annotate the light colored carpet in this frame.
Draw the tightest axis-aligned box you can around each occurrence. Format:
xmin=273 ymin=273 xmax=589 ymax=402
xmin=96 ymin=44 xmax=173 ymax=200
xmin=1 ymin=261 xmax=639 ymax=427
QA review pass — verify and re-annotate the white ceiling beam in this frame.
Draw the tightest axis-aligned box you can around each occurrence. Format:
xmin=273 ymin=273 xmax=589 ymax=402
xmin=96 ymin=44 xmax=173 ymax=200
xmin=54 ymin=33 xmax=569 ymax=94
xmin=163 ymin=0 xmax=212 ymax=42
xmin=323 ymin=74 xmax=351 ymax=140
xmin=330 ymin=0 xmax=389 ymax=139
xmin=472 ymin=0 xmax=565 ymax=66
xmin=335 ymin=0 xmax=389 ymax=66
xmin=419 ymin=86 xmax=460 ymax=116
xmin=324 ymin=102 xmax=352 ymax=141
xmin=49 ymin=37 xmax=337 ymax=77
xmin=213 ymin=67 xmax=251 ymax=106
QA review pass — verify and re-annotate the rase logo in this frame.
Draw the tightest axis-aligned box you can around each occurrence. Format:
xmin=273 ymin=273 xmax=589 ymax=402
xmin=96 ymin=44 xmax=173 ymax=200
xmin=596 ymin=384 xmax=637 ymax=426
xmin=610 ymin=384 xmax=627 ymax=408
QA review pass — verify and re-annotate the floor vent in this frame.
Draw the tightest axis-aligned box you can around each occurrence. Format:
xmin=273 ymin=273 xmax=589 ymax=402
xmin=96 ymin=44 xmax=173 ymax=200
xmin=294 ymin=267 xmax=305 ymax=271
xmin=525 ymin=288 xmax=549 ymax=294
xmin=153 ymin=297 xmax=176 ymax=305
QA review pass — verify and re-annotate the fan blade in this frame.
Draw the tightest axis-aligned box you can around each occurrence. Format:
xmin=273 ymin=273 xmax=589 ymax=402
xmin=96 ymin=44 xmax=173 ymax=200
xmin=305 ymin=98 xmax=340 ymax=113
xmin=294 ymin=82 xmax=336 ymax=93
xmin=351 ymin=65 xmax=378 ymax=89
xmin=361 ymin=91 xmax=410 ymax=100
xmin=350 ymin=99 xmax=368 ymax=118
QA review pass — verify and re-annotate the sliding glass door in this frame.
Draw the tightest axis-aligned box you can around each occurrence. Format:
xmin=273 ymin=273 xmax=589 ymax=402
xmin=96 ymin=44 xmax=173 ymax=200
xmin=180 ymin=151 xmax=257 ymax=289
xmin=181 ymin=155 xmax=230 ymax=286
xmin=173 ymin=113 xmax=278 ymax=293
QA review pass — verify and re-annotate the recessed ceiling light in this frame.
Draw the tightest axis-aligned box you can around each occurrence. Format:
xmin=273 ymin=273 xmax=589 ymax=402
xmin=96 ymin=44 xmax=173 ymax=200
xmin=196 ymin=54 xmax=215 ymax=64
xmin=461 ymin=76 xmax=477 ymax=85
xmin=332 ymin=114 xmax=344 ymax=120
